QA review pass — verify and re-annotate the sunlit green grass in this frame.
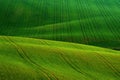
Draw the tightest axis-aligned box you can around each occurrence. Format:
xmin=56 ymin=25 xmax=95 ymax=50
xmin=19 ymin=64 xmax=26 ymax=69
xmin=0 ymin=36 xmax=120 ymax=80
xmin=0 ymin=0 xmax=120 ymax=80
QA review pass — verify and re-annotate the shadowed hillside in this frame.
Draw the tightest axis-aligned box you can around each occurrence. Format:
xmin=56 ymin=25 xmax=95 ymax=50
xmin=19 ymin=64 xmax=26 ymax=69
xmin=0 ymin=0 xmax=120 ymax=80
xmin=0 ymin=0 xmax=120 ymax=49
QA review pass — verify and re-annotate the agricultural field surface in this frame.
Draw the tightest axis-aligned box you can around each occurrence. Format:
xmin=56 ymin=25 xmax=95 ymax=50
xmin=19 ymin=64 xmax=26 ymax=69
xmin=0 ymin=0 xmax=120 ymax=80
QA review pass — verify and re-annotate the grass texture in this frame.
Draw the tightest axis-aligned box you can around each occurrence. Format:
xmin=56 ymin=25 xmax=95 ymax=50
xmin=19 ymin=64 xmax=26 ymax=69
xmin=0 ymin=0 xmax=120 ymax=80
xmin=0 ymin=36 xmax=120 ymax=80
xmin=0 ymin=0 xmax=120 ymax=49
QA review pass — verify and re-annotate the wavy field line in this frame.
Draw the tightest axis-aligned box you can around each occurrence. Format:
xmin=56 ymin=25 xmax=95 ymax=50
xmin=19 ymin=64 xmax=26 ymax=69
xmin=96 ymin=53 xmax=120 ymax=79
xmin=2 ymin=36 xmax=58 ymax=80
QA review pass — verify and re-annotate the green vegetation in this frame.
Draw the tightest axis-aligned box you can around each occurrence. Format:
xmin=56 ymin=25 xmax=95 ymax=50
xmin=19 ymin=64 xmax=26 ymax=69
xmin=0 ymin=0 xmax=120 ymax=80
xmin=0 ymin=36 xmax=120 ymax=80
xmin=0 ymin=0 xmax=120 ymax=49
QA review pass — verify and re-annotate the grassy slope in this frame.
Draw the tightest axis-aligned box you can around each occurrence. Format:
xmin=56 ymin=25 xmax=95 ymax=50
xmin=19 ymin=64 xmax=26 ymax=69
xmin=0 ymin=0 xmax=120 ymax=49
xmin=0 ymin=0 xmax=120 ymax=80
xmin=0 ymin=36 xmax=120 ymax=80
xmin=20 ymin=18 xmax=120 ymax=49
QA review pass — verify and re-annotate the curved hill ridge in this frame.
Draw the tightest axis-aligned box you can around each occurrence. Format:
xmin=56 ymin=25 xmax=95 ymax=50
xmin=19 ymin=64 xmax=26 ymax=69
xmin=0 ymin=0 xmax=120 ymax=49
xmin=0 ymin=36 xmax=120 ymax=80
xmin=1 ymin=17 xmax=120 ymax=49
xmin=0 ymin=0 xmax=120 ymax=80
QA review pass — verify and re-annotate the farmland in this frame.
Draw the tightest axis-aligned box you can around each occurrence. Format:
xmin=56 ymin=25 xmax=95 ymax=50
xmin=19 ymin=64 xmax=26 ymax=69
xmin=0 ymin=0 xmax=120 ymax=49
xmin=0 ymin=0 xmax=120 ymax=80
xmin=0 ymin=36 xmax=120 ymax=80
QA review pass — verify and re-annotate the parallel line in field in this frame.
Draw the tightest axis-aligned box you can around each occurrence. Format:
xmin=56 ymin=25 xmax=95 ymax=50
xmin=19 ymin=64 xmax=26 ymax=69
xmin=3 ymin=36 xmax=58 ymax=80
xmin=83 ymin=0 xmax=98 ymax=42
xmin=98 ymin=0 xmax=115 ymax=40
xmin=76 ymin=0 xmax=87 ymax=43
xmin=40 ymin=40 xmax=99 ymax=80
xmin=40 ymin=40 xmax=88 ymax=78
xmin=3 ymin=36 xmax=52 ymax=80
xmin=96 ymin=53 xmax=120 ymax=79
xmin=63 ymin=0 xmax=73 ymax=42
xmin=96 ymin=0 xmax=119 ymax=40
xmin=59 ymin=50 xmax=97 ymax=80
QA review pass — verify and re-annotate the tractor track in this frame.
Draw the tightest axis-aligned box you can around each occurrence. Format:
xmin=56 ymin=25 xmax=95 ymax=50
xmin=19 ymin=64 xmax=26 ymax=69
xmin=96 ymin=53 xmax=120 ymax=79
xmin=42 ymin=41 xmax=98 ymax=80
xmin=59 ymin=52 xmax=97 ymax=80
xmin=42 ymin=39 xmax=93 ymax=79
xmin=3 ymin=36 xmax=58 ymax=80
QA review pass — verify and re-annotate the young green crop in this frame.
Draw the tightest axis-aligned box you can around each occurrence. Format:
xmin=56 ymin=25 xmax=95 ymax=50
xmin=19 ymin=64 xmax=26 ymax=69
xmin=0 ymin=36 xmax=120 ymax=80
xmin=0 ymin=0 xmax=120 ymax=49
xmin=0 ymin=0 xmax=120 ymax=79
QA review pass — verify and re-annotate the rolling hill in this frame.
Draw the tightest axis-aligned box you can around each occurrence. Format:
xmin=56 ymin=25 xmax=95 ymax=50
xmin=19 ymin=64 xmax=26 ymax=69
xmin=0 ymin=36 xmax=120 ymax=80
xmin=0 ymin=0 xmax=120 ymax=80
xmin=0 ymin=0 xmax=120 ymax=49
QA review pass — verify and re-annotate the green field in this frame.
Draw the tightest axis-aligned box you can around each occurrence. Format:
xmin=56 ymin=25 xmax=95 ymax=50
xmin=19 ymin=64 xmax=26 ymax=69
xmin=0 ymin=0 xmax=120 ymax=80
xmin=0 ymin=36 xmax=120 ymax=80
xmin=0 ymin=0 xmax=120 ymax=49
